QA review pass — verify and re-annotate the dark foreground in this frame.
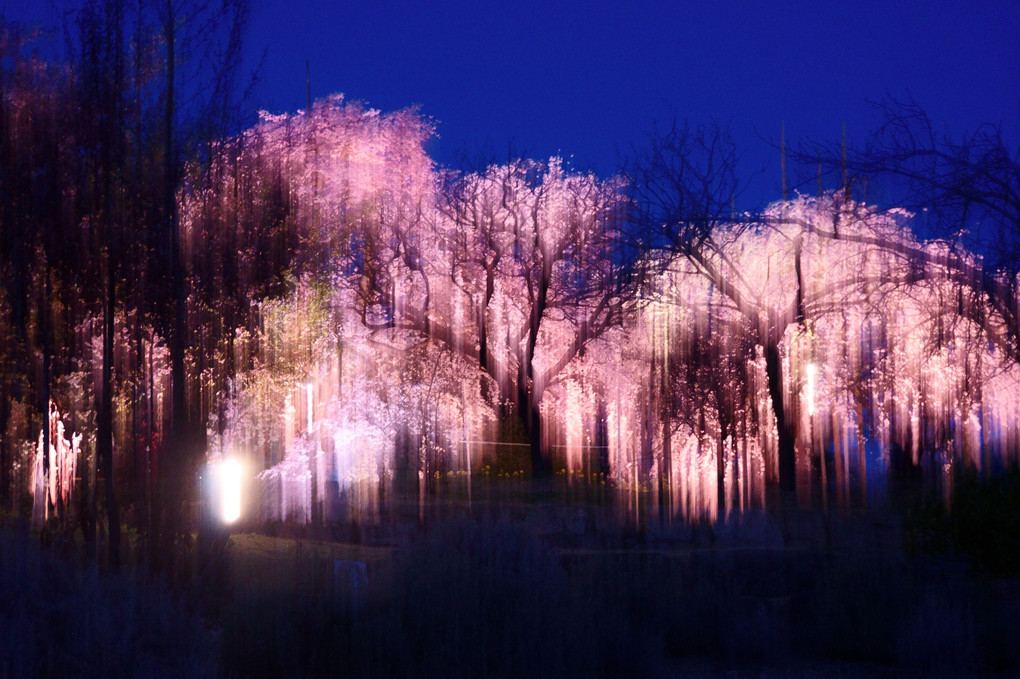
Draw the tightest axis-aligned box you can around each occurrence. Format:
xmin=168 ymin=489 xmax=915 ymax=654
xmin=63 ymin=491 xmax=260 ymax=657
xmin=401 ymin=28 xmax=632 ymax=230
xmin=2 ymin=486 xmax=1019 ymax=678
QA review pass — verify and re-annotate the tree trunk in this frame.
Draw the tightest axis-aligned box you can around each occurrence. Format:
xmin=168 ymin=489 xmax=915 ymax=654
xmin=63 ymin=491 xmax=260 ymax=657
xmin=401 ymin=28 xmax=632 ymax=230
xmin=99 ymin=250 xmax=120 ymax=568
xmin=156 ymin=0 xmax=189 ymax=576
xmin=520 ymin=259 xmax=552 ymax=477
xmin=40 ymin=267 xmax=51 ymax=523
xmin=0 ymin=395 xmax=8 ymax=512
xmin=764 ymin=339 xmax=796 ymax=497
xmin=518 ymin=376 xmax=550 ymax=477
xmin=716 ymin=407 xmax=730 ymax=516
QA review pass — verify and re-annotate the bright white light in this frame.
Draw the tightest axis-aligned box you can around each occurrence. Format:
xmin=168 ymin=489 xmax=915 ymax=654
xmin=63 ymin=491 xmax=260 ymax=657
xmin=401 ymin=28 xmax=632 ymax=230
xmin=216 ymin=458 xmax=244 ymax=524
xmin=805 ymin=362 xmax=818 ymax=417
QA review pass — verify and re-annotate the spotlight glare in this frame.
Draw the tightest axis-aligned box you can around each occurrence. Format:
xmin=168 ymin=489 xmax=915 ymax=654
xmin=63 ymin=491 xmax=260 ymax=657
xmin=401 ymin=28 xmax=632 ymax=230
xmin=217 ymin=458 xmax=243 ymax=524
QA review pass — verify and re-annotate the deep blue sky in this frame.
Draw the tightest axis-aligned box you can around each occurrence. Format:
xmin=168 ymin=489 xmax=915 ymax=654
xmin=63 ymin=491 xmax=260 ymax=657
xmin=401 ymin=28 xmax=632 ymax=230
xmin=243 ymin=0 xmax=1018 ymax=207
xmin=7 ymin=0 xmax=1019 ymax=207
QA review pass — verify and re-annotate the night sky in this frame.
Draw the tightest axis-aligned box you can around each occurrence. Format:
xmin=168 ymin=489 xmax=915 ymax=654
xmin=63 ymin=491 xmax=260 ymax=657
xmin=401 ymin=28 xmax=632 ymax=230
xmin=243 ymin=0 xmax=1019 ymax=206
xmin=7 ymin=0 xmax=1019 ymax=207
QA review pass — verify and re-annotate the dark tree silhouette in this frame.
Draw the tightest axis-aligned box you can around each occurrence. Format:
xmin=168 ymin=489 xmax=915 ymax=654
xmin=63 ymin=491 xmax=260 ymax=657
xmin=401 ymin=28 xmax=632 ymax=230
xmin=626 ymin=120 xmax=805 ymax=502
xmin=792 ymin=98 xmax=1020 ymax=366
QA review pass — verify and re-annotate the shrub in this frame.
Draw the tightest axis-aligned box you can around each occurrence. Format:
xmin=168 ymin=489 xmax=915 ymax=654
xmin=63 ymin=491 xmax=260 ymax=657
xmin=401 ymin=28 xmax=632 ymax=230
xmin=905 ymin=465 xmax=1020 ymax=575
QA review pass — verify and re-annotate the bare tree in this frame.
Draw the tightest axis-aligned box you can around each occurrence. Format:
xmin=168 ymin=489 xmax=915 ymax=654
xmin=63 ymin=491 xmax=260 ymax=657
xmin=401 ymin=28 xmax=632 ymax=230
xmin=788 ymin=100 xmax=1020 ymax=369
xmin=812 ymin=98 xmax=1019 ymax=267
xmin=626 ymin=120 xmax=808 ymax=501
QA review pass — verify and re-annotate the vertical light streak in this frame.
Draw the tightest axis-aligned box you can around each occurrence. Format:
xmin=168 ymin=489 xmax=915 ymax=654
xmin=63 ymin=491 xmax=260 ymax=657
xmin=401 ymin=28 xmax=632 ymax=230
xmin=306 ymin=382 xmax=314 ymax=434
xmin=805 ymin=362 xmax=818 ymax=417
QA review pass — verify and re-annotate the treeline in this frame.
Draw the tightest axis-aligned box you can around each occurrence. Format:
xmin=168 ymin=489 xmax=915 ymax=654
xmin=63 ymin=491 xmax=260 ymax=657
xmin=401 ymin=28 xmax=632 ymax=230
xmin=200 ymin=99 xmax=1020 ymax=527
xmin=2 ymin=2 xmax=1019 ymax=563
xmin=0 ymin=0 xmax=248 ymax=571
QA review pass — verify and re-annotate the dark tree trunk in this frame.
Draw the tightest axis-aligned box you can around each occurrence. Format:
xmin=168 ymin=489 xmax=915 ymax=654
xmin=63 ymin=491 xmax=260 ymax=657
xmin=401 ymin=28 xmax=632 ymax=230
xmin=40 ymin=267 xmax=51 ymax=523
xmin=716 ymin=406 xmax=730 ymax=515
xmin=512 ymin=252 xmax=553 ymax=477
xmin=477 ymin=274 xmax=492 ymax=402
xmin=764 ymin=339 xmax=796 ymax=497
xmin=477 ymin=323 xmax=490 ymax=402
xmin=99 ymin=251 xmax=120 ymax=568
xmin=155 ymin=0 xmax=188 ymax=576
xmin=0 ymin=395 xmax=8 ymax=512
xmin=0 ymin=64 xmax=8 ymax=513
xmin=517 ymin=375 xmax=550 ymax=477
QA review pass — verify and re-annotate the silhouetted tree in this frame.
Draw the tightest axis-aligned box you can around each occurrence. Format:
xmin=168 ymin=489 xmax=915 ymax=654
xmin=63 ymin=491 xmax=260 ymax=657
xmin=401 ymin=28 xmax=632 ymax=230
xmin=626 ymin=120 xmax=805 ymax=502
xmin=152 ymin=0 xmax=250 ymax=577
xmin=804 ymin=97 xmax=1020 ymax=268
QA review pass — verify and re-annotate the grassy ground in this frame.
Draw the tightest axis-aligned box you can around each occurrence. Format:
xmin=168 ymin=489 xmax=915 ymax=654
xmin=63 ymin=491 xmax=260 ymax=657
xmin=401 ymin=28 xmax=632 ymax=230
xmin=0 ymin=521 xmax=216 ymax=678
xmin=3 ymin=478 xmax=1019 ymax=677
xmin=225 ymin=533 xmax=390 ymax=591
xmin=209 ymin=490 xmax=1020 ymax=678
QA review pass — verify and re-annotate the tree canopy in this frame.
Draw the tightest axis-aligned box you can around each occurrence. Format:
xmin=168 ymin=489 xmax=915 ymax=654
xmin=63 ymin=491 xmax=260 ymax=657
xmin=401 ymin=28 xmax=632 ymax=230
xmin=2 ymin=15 xmax=1018 ymax=549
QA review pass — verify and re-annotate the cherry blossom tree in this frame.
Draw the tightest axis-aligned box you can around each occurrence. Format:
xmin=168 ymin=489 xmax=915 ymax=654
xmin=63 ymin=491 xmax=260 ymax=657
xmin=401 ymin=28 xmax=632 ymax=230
xmin=439 ymin=159 xmax=628 ymax=474
xmin=5 ymin=35 xmax=1020 ymax=535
